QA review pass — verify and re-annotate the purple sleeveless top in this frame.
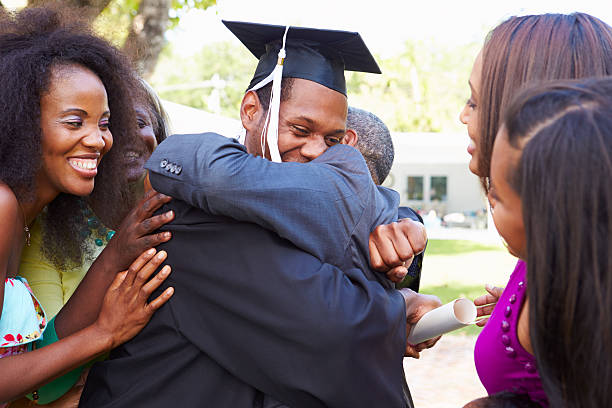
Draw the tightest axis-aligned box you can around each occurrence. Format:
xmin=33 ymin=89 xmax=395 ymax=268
xmin=474 ymin=260 xmax=548 ymax=406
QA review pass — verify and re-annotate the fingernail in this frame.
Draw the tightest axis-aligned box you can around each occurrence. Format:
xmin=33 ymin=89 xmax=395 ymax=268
xmin=166 ymin=210 xmax=174 ymax=218
xmin=157 ymin=251 xmax=166 ymax=259
xmin=164 ymin=232 xmax=172 ymax=239
xmin=161 ymin=265 xmax=170 ymax=275
xmin=147 ymin=248 xmax=156 ymax=255
xmin=485 ymin=283 xmax=492 ymax=291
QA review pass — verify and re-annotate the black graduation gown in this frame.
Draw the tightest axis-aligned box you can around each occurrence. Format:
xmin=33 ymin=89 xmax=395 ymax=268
xmin=80 ymin=201 xmax=413 ymax=407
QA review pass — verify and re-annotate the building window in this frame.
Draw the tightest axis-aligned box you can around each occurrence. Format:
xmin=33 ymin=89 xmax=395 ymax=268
xmin=430 ymin=176 xmax=447 ymax=201
xmin=407 ymin=176 xmax=424 ymax=200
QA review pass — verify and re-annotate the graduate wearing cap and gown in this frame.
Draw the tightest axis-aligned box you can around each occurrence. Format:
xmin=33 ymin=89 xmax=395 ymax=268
xmin=145 ymin=20 xmax=424 ymax=291
xmin=80 ymin=22 xmax=435 ymax=408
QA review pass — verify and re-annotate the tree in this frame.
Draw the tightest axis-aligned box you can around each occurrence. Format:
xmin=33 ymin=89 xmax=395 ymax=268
xmin=122 ymin=0 xmax=172 ymax=77
xmin=9 ymin=0 xmax=216 ymax=78
xmin=28 ymin=0 xmax=111 ymax=20
xmin=150 ymin=41 xmax=255 ymax=119
xmin=345 ymin=39 xmax=480 ymax=132
xmin=151 ymin=38 xmax=481 ymax=133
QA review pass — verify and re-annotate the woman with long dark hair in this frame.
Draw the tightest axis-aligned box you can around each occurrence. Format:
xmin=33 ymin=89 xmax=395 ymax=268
xmin=19 ymin=77 xmax=173 ymax=322
xmin=457 ymin=13 xmax=612 ymax=406
xmin=0 ymin=7 xmax=174 ymax=405
xmin=491 ymin=77 xmax=612 ymax=407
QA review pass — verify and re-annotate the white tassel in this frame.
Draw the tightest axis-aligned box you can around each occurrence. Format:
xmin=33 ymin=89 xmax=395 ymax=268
xmin=258 ymin=26 xmax=289 ymax=163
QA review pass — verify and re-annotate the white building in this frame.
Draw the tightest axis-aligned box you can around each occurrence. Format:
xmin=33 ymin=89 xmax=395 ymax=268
xmin=384 ymin=133 xmax=487 ymax=226
xmin=160 ymin=102 xmax=488 ymax=228
xmin=161 ymin=99 xmax=243 ymax=137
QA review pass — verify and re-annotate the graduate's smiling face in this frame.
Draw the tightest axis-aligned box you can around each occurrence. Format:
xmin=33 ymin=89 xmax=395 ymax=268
xmin=241 ymin=78 xmax=357 ymax=162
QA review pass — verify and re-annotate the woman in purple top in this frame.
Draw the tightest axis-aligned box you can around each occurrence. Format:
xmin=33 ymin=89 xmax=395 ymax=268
xmin=486 ymin=77 xmax=612 ymax=408
xmin=474 ymin=260 xmax=546 ymax=405
xmin=459 ymin=13 xmax=612 ymax=406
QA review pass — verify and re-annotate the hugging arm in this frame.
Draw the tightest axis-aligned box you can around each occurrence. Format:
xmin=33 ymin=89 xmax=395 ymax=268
xmin=161 ymin=214 xmax=409 ymax=407
xmin=0 ymin=248 xmax=173 ymax=403
xmin=146 ymin=133 xmax=372 ymax=264
xmin=54 ymin=191 xmax=174 ymax=338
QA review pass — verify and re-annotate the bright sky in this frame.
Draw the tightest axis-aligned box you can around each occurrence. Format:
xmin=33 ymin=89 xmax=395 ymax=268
xmin=169 ymin=0 xmax=612 ymax=56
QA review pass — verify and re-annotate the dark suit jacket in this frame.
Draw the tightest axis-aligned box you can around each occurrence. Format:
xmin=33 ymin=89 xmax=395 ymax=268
xmin=80 ymin=202 xmax=413 ymax=407
xmin=145 ymin=133 xmax=422 ymax=291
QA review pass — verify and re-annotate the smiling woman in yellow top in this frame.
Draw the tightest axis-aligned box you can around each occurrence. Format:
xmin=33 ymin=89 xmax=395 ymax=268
xmin=19 ymin=79 xmax=170 ymax=319
xmin=0 ymin=7 xmax=175 ymax=406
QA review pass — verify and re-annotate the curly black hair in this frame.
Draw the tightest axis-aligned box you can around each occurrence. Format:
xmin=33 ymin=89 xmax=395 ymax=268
xmin=0 ymin=6 xmax=144 ymax=269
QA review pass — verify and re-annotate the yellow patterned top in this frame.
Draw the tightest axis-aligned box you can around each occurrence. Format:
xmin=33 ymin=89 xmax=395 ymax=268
xmin=18 ymin=219 xmax=105 ymax=318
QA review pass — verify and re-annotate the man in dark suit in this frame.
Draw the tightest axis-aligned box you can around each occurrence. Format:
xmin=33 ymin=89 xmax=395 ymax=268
xmin=80 ymin=22 xmax=440 ymax=407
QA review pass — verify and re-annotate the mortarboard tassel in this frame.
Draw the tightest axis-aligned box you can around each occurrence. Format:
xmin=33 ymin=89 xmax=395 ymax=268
xmin=259 ymin=25 xmax=289 ymax=162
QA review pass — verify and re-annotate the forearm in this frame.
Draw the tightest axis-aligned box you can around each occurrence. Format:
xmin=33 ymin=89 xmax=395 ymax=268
xmin=0 ymin=324 xmax=111 ymax=402
xmin=148 ymin=134 xmax=361 ymax=260
xmin=54 ymin=252 xmax=115 ymax=338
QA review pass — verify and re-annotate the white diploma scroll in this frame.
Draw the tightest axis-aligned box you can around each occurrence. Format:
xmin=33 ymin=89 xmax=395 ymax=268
xmin=407 ymin=298 xmax=477 ymax=344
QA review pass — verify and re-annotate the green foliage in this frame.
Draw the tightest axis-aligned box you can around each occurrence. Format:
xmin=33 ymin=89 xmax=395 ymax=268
xmin=168 ymin=0 xmax=215 ymax=28
xmin=425 ymin=239 xmax=502 ymax=256
xmin=94 ymin=0 xmax=135 ymax=46
xmin=150 ymin=42 xmax=254 ymax=119
xmin=346 ymin=40 xmax=481 ymax=132
xmin=152 ymin=37 xmax=481 ymax=132
xmin=93 ymin=0 xmax=216 ymax=46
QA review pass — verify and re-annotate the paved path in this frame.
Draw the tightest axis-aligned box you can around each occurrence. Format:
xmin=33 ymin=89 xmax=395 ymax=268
xmin=404 ymin=335 xmax=485 ymax=407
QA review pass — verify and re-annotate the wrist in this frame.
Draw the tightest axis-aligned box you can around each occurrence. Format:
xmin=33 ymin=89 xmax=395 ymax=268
xmin=398 ymin=288 xmax=415 ymax=319
xmin=87 ymin=321 xmax=115 ymax=352
xmin=94 ymin=247 xmax=120 ymax=276
xmin=399 ymin=289 xmax=432 ymax=322
xmin=399 ymin=288 xmax=417 ymax=305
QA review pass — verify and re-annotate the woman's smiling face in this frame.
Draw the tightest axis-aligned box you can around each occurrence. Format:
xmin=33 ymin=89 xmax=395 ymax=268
xmin=38 ymin=64 xmax=112 ymax=198
xmin=124 ymin=104 xmax=158 ymax=183
xmin=459 ymin=50 xmax=484 ymax=176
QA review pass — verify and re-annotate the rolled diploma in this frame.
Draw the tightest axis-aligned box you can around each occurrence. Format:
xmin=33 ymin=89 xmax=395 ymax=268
xmin=407 ymin=298 xmax=477 ymax=344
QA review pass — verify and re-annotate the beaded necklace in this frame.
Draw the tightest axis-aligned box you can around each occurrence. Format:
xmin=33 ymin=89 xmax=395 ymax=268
xmin=17 ymin=201 xmax=31 ymax=247
xmin=80 ymin=207 xmax=115 ymax=246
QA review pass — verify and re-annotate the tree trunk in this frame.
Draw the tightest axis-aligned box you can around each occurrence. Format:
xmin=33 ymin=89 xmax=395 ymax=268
xmin=122 ymin=0 xmax=171 ymax=79
xmin=27 ymin=0 xmax=112 ymax=21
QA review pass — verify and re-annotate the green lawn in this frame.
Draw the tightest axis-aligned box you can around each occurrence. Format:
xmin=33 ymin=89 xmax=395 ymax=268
xmin=420 ymin=283 xmax=486 ymax=336
xmin=409 ymin=239 xmax=511 ymax=336
xmin=425 ymin=239 xmax=502 ymax=255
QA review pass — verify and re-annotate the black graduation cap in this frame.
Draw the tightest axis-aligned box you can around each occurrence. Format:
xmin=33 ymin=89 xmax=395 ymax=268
xmin=222 ymin=20 xmax=381 ymax=96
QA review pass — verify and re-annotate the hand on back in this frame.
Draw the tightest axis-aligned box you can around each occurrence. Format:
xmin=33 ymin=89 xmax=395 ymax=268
xmin=93 ymin=248 xmax=174 ymax=349
xmin=103 ymin=189 xmax=174 ymax=272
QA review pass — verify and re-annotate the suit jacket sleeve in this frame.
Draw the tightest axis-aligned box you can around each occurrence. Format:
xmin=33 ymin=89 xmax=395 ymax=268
xmin=145 ymin=133 xmax=374 ymax=265
xmin=395 ymin=206 xmax=425 ymax=292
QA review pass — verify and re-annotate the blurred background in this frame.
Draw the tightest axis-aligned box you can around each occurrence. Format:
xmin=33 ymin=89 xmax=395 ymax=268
xmin=3 ymin=0 xmax=611 ymax=405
